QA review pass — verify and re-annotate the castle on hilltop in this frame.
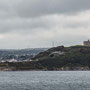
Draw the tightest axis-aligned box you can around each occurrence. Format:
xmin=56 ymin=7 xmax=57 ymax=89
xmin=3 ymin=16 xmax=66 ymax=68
xmin=83 ymin=40 xmax=90 ymax=46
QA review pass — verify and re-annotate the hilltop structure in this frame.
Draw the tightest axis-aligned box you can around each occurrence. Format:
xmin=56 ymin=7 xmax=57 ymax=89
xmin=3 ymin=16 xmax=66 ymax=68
xmin=83 ymin=40 xmax=90 ymax=46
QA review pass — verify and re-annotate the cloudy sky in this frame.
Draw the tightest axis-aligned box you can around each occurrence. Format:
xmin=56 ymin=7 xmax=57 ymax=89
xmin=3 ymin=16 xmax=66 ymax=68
xmin=0 ymin=0 xmax=90 ymax=49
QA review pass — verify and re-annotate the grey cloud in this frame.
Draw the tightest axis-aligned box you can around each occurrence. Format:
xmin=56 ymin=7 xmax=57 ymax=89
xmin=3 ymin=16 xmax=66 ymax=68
xmin=0 ymin=17 xmax=53 ymax=34
xmin=0 ymin=0 xmax=89 ymax=48
xmin=63 ymin=22 xmax=89 ymax=29
xmin=0 ymin=14 xmax=89 ymax=34
xmin=0 ymin=0 xmax=90 ymax=18
xmin=16 ymin=0 xmax=90 ymax=17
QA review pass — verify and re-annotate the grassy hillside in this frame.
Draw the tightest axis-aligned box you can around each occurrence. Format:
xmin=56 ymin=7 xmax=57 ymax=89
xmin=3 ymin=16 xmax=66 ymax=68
xmin=34 ymin=45 xmax=90 ymax=70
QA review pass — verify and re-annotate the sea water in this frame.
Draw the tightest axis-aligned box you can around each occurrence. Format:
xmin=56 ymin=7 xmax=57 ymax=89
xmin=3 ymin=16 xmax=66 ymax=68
xmin=0 ymin=71 xmax=90 ymax=90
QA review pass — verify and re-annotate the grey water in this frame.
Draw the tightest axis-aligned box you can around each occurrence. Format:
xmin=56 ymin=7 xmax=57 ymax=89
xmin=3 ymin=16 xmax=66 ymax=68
xmin=0 ymin=71 xmax=90 ymax=90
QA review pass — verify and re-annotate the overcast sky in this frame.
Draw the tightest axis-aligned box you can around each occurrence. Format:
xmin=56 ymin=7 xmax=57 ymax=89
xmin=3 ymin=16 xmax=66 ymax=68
xmin=0 ymin=0 xmax=90 ymax=49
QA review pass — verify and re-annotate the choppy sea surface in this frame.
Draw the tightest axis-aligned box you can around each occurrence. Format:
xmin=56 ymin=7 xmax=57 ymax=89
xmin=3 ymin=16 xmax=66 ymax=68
xmin=0 ymin=71 xmax=90 ymax=90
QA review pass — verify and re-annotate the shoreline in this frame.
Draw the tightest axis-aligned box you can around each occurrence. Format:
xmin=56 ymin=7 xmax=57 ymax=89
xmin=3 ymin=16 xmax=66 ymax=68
xmin=0 ymin=69 xmax=90 ymax=71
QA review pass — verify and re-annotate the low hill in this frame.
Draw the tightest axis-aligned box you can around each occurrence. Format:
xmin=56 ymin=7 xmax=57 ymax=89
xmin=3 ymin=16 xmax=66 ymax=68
xmin=34 ymin=45 xmax=90 ymax=70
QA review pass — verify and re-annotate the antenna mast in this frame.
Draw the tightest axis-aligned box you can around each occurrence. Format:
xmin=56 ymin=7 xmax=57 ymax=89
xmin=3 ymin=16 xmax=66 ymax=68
xmin=52 ymin=41 xmax=55 ymax=47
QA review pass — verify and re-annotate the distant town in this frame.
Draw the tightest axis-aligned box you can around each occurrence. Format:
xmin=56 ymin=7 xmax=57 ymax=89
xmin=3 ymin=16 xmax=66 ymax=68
xmin=0 ymin=48 xmax=48 ymax=63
